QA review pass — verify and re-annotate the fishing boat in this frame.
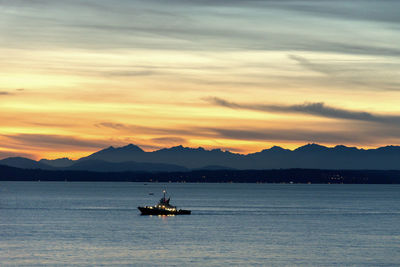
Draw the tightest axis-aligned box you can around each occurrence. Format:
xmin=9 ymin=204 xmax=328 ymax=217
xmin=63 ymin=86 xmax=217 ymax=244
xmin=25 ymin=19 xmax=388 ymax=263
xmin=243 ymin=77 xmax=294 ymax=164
xmin=138 ymin=190 xmax=191 ymax=215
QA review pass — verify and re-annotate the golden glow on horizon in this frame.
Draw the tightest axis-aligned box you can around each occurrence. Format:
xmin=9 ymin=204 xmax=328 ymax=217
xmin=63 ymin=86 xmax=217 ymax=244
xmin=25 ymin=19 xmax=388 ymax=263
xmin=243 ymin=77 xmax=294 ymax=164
xmin=2 ymin=2 xmax=400 ymax=160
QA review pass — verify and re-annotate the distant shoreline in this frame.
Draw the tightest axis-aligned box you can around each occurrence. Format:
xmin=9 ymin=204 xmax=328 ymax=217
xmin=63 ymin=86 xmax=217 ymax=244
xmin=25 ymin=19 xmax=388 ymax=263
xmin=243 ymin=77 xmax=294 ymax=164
xmin=1 ymin=164 xmax=400 ymax=184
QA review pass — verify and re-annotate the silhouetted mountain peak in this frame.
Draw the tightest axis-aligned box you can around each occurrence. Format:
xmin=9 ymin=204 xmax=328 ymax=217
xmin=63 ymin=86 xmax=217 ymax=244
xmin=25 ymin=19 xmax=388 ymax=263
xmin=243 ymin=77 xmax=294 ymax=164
xmin=164 ymin=145 xmax=184 ymax=152
xmin=261 ymin=146 xmax=288 ymax=153
xmin=375 ymin=145 xmax=400 ymax=153
xmin=0 ymin=157 xmax=53 ymax=169
xmin=295 ymin=143 xmax=328 ymax=152
xmin=96 ymin=144 xmax=144 ymax=154
xmin=2 ymin=157 xmax=36 ymax=163
xmin=117 ymin=144 xmax=144 ymax=152
xmin=39 ymin=157 xmax=74 ymax=168
xmin=78 ymin=144 xmax=144 ymax=163
xmin=40 ymin=157 xmax=71 ymax=161
xmin=333 ymin=145 xmax=359 ymax=152
xmin=159 ymin=145 xmax=206 ymax=153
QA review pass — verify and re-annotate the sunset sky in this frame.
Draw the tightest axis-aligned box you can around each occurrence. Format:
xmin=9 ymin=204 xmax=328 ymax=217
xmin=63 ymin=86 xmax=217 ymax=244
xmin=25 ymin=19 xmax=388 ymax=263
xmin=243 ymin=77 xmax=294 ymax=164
xmin=1 ymin=0 xmax=400 ymax=160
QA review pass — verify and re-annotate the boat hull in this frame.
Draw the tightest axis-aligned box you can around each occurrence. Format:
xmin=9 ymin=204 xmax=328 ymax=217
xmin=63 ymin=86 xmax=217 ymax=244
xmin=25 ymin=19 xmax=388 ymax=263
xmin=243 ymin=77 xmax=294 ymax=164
xmin=138 ymin=206 xmax=191 ymax=215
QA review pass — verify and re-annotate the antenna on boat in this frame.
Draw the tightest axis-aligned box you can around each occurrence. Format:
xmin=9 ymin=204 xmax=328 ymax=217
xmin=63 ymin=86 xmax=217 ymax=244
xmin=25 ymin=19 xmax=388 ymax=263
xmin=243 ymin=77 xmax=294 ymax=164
xmin=163 ymin=189 xmax=166 ymax=199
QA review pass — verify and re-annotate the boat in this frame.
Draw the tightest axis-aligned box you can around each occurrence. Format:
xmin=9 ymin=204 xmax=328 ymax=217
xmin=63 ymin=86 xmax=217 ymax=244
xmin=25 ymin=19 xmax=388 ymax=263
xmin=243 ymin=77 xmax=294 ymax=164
xmin=138 ymin=190 xmax=191 ymax=215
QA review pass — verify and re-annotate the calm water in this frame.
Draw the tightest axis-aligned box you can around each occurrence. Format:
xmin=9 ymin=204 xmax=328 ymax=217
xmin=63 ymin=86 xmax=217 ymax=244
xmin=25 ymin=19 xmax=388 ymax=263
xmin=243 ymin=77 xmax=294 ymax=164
xmin=0 ymin=182 xmax=399 ymax=266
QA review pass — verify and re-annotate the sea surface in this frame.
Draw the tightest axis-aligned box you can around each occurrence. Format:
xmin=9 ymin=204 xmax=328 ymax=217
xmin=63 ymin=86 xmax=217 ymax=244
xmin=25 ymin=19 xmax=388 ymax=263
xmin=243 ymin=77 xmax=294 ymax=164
xmin=0 ymin=182 xmax=399 ymax=266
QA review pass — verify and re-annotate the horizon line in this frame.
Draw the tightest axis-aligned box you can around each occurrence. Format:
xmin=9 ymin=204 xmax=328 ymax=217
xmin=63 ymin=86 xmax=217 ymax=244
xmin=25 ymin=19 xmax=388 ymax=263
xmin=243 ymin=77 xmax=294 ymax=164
xmin=3 ymin=142 xmax=400 ymax=161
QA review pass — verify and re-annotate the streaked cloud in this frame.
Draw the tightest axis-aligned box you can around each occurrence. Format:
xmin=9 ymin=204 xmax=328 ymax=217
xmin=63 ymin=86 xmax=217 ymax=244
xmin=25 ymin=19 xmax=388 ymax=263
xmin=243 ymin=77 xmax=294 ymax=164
xmin=95 ymin=122 xmax=127 ymax=130
xmin=95 ymin=122 xmax=212 ymax=138
xmin=3 ymin=134 xmax=109 ymax=149
xmin=288 ymin=55 xmax=337 ymax=75
xmin=205 ymin=97 xmax=400 ymax=125
xmin=102 ymin=70 xmax=157 ymax=77
xmin=288 ymin=54 xmax=400 ymax=91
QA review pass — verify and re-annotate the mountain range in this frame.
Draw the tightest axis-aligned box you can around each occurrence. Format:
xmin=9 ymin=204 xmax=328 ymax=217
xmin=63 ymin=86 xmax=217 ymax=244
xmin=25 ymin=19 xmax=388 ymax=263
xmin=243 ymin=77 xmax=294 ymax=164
xmin=1 ymin=143 xmax=400 ymax=172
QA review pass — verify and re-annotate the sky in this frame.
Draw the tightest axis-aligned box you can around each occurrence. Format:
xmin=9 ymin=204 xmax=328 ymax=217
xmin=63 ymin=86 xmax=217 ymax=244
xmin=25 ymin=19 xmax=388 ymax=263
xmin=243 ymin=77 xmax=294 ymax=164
xmin=1 ymin=0 xmax=400 ymax=160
